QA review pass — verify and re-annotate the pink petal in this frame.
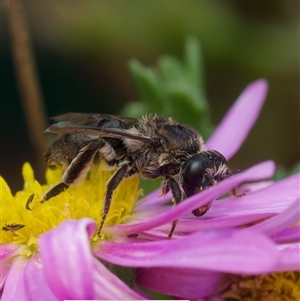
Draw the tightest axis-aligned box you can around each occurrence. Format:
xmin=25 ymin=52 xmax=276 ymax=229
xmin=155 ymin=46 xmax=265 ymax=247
xmin=96 ymin=228 xmax=279 ymax=274
xmin=249 ymin=198 xmax=300 ymax=235
xmin=137 ymin=188 xmax=166 ymax=207
xmin=275 ymin=243 xmax=300 ymax=271
xmin=92 ymin=257 xmax=146 ymax=300
xmin=238 ymin=181 xmax=274 ymax=193
xmin=206 ymin=296 xmax=225 ymax=301
xmin=203 ymin=173 xmax=299 ymax=219
xmin=171 ymin=174 xmax=299 ymax=233
xmin=136 ymin=267 xmax=227 ymax=299
xmin=0 ymin=244 xmax=23 ymax=290
xmin=39 ymin=218 xmax=96 ymax=300
xmin=108 ymin=161 xmax=275 ymax=235
xmin=0 ymin=244 xmax=22 ymax=260
xmin=206 ymin=79 xmax=268 ymax=159
xmin=1 ymin=256 xmax=29 ymax=301
xmin=24 ymin=255 xmax=59 ymax=301
xmin=273 ymin=226 xmax=300 ymax=244
xmin=156 ymin=213 xmax=271 ymax=234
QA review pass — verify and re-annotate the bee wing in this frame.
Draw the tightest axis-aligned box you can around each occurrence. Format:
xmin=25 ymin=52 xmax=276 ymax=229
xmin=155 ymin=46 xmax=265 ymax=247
xmin=46 ymin=121 xmax=155 ymax=143
xmin=51 ymin=113 xmax=138 ymax=127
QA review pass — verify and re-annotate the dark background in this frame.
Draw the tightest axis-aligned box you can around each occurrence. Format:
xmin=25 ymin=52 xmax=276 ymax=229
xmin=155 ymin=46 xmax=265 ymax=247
xmin=1 ymin=0 xmax=299 ymax=192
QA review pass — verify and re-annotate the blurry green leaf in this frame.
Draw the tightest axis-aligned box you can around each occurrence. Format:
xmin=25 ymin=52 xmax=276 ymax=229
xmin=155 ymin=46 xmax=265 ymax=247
xmin=127 ymin=60 xmax=168 ymax=114
xmin=182 ymin=36 xmax=207 ymax=111
xmin=141 ymin=287 xmax=172 ymax=300
xmin=99 ymin=259 xmax=136 ymax=288
xmin=121 ymin=102 xmax=147 ymax=117
xmin=273 ymin=162 xmax=300 ymax=181
xmin=158 ymin=55 xmax=187 ymax=94
xmin=184 ymin=36 xmax=203 ymax=87
xmin=124 ymin=36 xmax=213 ymax=139
xmin=290 ymin=162 xmax=300 ymax=175
xmin=140 ymin=178 xmax=161 ymax=195
xmin=168 ymin=90 xmax=213 ymax=138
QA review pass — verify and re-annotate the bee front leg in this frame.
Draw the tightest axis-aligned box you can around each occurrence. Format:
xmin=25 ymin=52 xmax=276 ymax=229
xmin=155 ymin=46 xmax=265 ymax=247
xmin=228 ymin=170 xmax=244 ymax=197
xmin=97 ymin=164 xmax=128 ymax=238
xmin=229 ymin=187 xmax=245 ymax=198
xmin=167 ymin=177 xmax=182 ymax=238
xmin=42 ymin=139 xmax=112 ymax=203
xmin=41 ymin=182 xmax=69 ymax=203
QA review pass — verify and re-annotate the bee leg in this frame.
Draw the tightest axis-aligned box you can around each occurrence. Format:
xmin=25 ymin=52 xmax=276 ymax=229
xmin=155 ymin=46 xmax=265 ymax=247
xmin=160 ymin=179 xmax=170 ymax=197
xmin=229 ymin=187 xmax=245 ymax=198
xmin=192 ymin=180 xmax=215 ymax=216
xmin=97 ymin=164 xmax=128 ymax=238
xmin=42 ymin=140 xmax=109 ymax=203
xmin=192 ymin=201 xmax=213 ymax=216
xmin=167 ymin=177 xmax=182 ymax=239
xmin=41 ymin=183 xmax=69 ymax=203
xmin=228 ymin=169 xmax=244 ymax=197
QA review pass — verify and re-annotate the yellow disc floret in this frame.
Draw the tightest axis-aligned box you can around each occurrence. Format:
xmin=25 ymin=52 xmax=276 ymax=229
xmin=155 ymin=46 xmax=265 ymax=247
xmin=223 ymin=272 xmax=300 ymax=301
xmin=0 ymin=162 xmax=142 ymax=255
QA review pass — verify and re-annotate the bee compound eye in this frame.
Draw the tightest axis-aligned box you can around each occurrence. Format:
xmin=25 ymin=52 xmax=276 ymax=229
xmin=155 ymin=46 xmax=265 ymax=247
xmin=182 ymin=155 xmax=204 ymax=197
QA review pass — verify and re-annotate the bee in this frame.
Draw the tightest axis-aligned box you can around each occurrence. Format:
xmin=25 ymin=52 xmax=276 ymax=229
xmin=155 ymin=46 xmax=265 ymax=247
xmin=2 ymin=223 xmax=25 ymax=231
xmin=41 ymin=113 xmax=239 ymax=238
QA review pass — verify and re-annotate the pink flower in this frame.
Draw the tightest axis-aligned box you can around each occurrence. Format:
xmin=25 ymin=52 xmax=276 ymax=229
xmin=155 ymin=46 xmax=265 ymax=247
xmin=1 ymin=219 xmax=146 ymax=300
xmin=1 ymin=79 xmax=299 ymax=300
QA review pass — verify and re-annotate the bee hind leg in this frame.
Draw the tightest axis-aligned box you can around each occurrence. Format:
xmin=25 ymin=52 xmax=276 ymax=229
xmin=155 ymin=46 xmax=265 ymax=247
xmin=42 ymin=140 xmax=110 ymax=203
xmin=97 ymin=164 xmax=128 ymax=238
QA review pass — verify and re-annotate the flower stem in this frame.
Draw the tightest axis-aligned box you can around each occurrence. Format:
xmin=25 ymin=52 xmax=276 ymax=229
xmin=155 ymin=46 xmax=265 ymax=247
xmin=5 ymin=0 xmax=48 ymax=179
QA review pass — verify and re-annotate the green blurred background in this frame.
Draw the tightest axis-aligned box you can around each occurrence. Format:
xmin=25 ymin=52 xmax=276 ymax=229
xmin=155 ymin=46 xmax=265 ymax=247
xmin=1 ymin=0 xmax=299 ymax=192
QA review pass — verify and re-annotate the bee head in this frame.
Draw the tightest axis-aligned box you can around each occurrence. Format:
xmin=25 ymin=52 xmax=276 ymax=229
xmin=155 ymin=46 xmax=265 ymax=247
xmin=182 ymin=150 xmax=230 ymax=197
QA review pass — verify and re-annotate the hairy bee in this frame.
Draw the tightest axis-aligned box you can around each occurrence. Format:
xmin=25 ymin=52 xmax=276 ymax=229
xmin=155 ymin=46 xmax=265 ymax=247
xmin=42 ymin=113 xmax=238 ymax=237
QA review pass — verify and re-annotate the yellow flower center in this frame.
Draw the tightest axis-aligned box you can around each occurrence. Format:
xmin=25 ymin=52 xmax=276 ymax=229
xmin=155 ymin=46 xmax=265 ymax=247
xmin=223 ymin=272 xmax=300 ymax=301
xmin=0 ymin=162 xmax=142 ymax=256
